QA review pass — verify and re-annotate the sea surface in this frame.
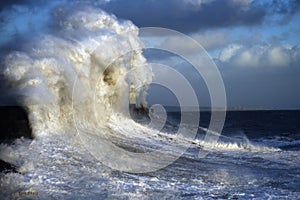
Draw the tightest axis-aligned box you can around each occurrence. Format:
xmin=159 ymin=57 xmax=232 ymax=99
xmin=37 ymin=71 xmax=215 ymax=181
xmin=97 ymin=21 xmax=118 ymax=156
xmin=0 ymin=4 xmax=299 ymax=200
xmin=0 ymin=110 xmax=299 ymax=200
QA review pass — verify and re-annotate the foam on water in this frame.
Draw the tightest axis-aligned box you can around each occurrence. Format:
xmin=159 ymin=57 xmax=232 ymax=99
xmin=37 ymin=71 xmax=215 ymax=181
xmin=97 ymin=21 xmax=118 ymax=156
xmin=2 ymin=5 xmax=152 ymax=137
xmin=1 ymin=3 xmax=299 ymax=199
xmin=0 ymin=2 xmax=276 ymax=159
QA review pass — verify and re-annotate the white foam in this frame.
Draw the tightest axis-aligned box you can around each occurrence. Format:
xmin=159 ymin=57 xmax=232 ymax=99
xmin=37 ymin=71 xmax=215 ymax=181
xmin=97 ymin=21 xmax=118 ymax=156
xmin=1 ymin=4 xmax=277 ymax=159
xmin=3 ymin=6 xmax=152 ymax=136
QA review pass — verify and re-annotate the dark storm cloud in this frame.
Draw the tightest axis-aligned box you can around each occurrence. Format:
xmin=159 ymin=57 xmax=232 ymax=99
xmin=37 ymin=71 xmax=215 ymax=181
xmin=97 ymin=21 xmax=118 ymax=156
xmin=0 ymin=0 xmax=53 ymax=105
xmin=101 ymin=0 xmax=300 ymax=33
xmin=0 ymin=0 xmax=47 ymax=11
xmin=0 ymin=0 xmax=31 ymax=10
xmin=269 ymin=0 xmax=300 ymax=15
xmin=102 ymin=0 xmax=266 ymax=33
xmin=2 ymin=0 xmax=299 ymax=34
xmin=265 ymin=0 xmax=300 ymax=25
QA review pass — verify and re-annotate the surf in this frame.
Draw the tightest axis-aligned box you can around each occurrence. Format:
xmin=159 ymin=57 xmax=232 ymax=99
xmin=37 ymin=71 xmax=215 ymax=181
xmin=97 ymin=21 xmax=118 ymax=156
xmin=2 ymin=5 xmax=152 ymax=138
xmin=0 ymin=2 xmax=277 ymax=173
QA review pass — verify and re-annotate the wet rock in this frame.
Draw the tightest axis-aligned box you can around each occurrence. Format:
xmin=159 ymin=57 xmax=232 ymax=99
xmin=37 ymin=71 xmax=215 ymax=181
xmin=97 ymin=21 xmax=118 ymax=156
xmin=0 ymin=106 xmax=33 ymax=144
xmin=0 ymin=159 xmax=18 ymax=173
xmin=0 ymin=106 xmax=32 ymax=173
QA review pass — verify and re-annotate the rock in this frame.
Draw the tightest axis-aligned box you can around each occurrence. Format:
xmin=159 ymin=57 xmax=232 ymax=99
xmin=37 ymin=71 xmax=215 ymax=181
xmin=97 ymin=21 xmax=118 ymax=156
xmin=0 ymin=106 xmax=32 ymax=174
xmin=0 ymin=106 xmax=33 ymax=144
xmin=0 ymin=159 xmax=18 ymax=173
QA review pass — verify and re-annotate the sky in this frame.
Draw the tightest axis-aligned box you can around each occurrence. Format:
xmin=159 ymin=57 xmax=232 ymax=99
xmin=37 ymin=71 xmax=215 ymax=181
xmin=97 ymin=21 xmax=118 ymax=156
xmin=0 ymin=0 xmax=300 ymax=109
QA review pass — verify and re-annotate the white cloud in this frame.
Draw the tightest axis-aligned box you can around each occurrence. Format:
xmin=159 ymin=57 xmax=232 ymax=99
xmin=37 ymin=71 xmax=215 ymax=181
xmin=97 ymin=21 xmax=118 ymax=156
xmin=158 ymin=31 xmax=230 ymax=57
xmin=159 ymin=36 xmax=202 ymax=55
xmin=183 ymin=0 xmax=253 ymax=9
xmin=267 ymin=46 xmax=290 ymax=67
xmin=183 ymin=0 xmax=215 ymax=7
xmin=218 ymin=43 xmax=300 ymax=68
xmin=219 ymin=44 xmax=243 ymax=62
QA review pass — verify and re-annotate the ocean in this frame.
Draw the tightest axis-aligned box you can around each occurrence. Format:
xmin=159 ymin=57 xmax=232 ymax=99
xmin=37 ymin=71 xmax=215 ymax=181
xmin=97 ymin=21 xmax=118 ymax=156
xmin=0 ymin=110 xmax=299 ymax=199
xmin=0 ymin=4 xmax=299 ymax=200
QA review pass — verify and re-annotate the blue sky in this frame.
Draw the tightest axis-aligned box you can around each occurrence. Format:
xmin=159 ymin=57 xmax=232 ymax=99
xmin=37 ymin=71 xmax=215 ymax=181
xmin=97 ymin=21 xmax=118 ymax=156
xmin=1 ymin=0 xmax=300 ymax=109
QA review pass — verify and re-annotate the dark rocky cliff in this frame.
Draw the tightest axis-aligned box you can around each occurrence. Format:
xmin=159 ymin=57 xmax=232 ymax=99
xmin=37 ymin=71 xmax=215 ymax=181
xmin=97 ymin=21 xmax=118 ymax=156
xmin=0 ymin=106 xmax=33 ymax=144
xmin=0 ymin=106 xmax=32 ymax=173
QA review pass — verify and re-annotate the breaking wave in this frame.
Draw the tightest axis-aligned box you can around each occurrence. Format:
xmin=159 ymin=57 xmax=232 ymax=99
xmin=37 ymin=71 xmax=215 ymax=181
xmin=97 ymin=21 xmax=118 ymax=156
xmin=1 ymin=4 xmax=276 ymax=173
xmin=2 ymin=5 xmax=152 ymax=136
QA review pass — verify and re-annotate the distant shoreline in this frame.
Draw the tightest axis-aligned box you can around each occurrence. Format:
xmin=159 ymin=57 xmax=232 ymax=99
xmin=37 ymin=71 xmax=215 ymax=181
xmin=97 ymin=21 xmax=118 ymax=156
xmin=151 ymin=105 xmax=300 ymax=112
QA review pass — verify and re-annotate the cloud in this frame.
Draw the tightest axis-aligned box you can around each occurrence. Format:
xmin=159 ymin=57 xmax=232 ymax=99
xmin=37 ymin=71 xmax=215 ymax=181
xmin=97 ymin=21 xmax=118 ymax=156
xmin=0 ymin=0 xmax=61 ymax=53
xmin=191 ymin=32 xmax=230 ymax=50
xmin=101 ymin=0 xmax=300 ymax=33
xmin=159 ymin=36 xmax=200 ymax=55
xmin=0 ymin=0 xmax=36 ymax=11
xmin=218 ymin=43 xmax=300 ymax=68
xmin=146 ymin=31 xmax=230 ymax=59
xmin=219 ymin=44 xmax=243 ymax=62
xmin=146 ymin=43 xmax=300 ymax=108
xmin=101 ymin=0 xmax=267 ymax=33
xmin=265 ymin=0 xmax=300 ymax=25
xmin=1 ymin=0 xmax=299 ymax=109
xmin=213 ymin=43 xmax=300 ymax=109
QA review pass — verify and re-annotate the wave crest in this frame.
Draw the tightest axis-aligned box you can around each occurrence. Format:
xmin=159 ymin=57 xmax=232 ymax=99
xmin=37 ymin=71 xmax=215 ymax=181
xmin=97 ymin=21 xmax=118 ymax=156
xmin=2 ymin=5 xmax=152 ymax=135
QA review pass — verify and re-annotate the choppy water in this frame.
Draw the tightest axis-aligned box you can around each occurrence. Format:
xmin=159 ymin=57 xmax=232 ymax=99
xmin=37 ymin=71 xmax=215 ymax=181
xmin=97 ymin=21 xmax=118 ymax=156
xmin=0 ymin=3 xmax=299 ymax=199
xmin=1 ymin=110 xmax=299 ymax=200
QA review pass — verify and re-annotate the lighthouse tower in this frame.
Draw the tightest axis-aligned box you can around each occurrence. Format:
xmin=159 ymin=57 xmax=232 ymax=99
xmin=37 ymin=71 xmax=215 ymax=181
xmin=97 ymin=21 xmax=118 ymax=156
xmin=129 ymin=83 xmax=136 ymax=105
xmin=129 ymin=83 xmax=136 ymax=114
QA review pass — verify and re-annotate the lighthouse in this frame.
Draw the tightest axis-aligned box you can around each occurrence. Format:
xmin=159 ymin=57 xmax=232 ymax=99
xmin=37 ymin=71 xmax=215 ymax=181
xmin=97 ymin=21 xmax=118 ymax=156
xmin=129 ymin=83 xmax=136 ymax=105
xmin=128 ymin=83 xmax=150 ymax=121
xmin=129 ymin=83 xmax=136 ymax=114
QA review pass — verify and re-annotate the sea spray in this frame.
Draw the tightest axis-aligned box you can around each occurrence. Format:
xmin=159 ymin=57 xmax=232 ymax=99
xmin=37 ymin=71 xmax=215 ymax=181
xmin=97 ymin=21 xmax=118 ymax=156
xmin=2 ymin=5 xmax=152 ymax=136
